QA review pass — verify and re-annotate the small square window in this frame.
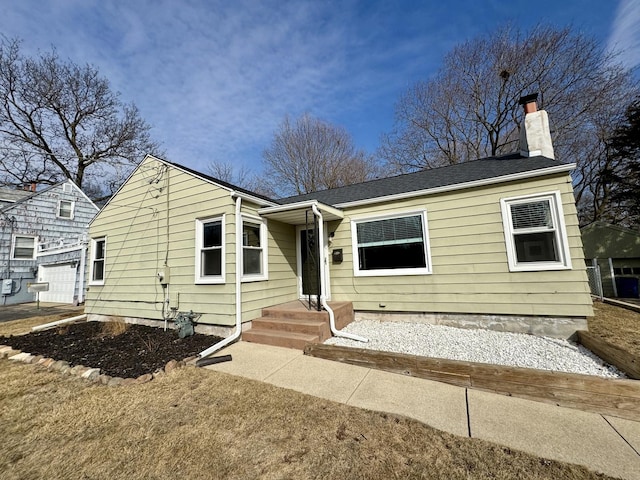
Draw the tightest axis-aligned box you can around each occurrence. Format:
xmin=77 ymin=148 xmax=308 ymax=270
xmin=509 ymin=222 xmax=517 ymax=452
xmin=58 ymin=200 xmax=74 ymax=219
xmin=12 ymin=235 xmax=36 ymax=260
xmin=501 ymin=192 xmax=572 ymax=272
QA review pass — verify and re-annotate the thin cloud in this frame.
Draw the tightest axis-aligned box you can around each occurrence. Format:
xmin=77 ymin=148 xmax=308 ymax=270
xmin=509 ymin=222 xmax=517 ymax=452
xmin=607 ymin=0 xmax=640 ymax=70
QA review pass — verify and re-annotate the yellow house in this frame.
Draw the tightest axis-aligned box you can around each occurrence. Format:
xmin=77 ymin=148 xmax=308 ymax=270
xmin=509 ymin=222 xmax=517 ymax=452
xmin=85 ymin=96 xmax=592 ymax=355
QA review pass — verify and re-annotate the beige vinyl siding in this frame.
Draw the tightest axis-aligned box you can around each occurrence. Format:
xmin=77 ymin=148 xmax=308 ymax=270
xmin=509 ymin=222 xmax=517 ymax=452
xmin=86 ymin=157 xmax=237 ymax=326
xmin=329 ymin=173 xmax=592 ymax=318
xmin=86 ymin=157 xmax=299 ymax=327
xmin=240 ymin=211 xmax=298 ymax=322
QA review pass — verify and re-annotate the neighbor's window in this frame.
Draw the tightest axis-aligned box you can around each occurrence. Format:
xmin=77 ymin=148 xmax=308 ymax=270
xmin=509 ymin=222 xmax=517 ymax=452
xmin=500 ymin=192 xmax=571 ymax=272
xmin=242 ymin=217 xmax=268 ymax=281
xmin=12 ymin=235 xmax=36 ymax=260
xmin=195 ymin=216 xmax=225 ymax=283
xmin=90 ymin=237 xmax=106 ymax=284
xmin=57 ymin=200 xmax=74 ymax=219
xmin=351 ymin=211 xmax=432 ymax=276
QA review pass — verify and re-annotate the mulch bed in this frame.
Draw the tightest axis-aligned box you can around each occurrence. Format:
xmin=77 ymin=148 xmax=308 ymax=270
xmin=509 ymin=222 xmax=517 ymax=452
xmin=1 ymin=322 xmax=222 ymax=378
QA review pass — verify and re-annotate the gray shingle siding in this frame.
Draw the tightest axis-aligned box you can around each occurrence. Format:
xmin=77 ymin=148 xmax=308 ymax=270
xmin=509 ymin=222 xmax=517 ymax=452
xmin=0 ymin=181 xmax=98 ymax=305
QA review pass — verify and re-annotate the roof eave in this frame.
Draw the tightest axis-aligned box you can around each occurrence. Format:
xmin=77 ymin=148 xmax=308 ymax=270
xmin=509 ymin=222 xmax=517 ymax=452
xmin=334 ymin=163 xmax=576 ymax=209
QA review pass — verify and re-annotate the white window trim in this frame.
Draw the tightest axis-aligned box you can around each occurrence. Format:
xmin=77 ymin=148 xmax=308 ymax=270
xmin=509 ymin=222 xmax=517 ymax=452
xmin=11 ymin=235 xmax=37 ymax=260
xmin=57 ymin=199 xmax=75 ymax=219
xmin=500 ymin=191 xmax=572 ymax=272
xmin=241 ymin=214 xmax=268 ymax=282
xmin=89 ymin=237 xmax=106 ymax=286
xmin=351 ymin=210 xmax=432 ymax=277
xmin=195 ymin=215 xmax=226 ymax=284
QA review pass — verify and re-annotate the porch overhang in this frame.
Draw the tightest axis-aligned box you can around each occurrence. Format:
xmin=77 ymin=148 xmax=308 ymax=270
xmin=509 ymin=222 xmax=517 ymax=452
xmin=259 ymin=200 xmax=344 ymax=225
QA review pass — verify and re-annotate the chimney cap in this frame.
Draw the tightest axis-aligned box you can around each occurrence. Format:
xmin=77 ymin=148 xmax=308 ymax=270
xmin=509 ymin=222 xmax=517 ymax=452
xmin=518 ymin=93 xmax=539 ymax=105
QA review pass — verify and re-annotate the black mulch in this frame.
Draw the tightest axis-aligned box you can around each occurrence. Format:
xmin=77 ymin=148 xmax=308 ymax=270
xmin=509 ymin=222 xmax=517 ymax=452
xmin=1 ymin=322 xmax=222 ymax=378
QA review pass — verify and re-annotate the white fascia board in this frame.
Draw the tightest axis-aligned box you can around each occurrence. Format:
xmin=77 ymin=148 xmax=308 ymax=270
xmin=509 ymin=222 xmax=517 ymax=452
xmin=335 ymin=164 xmax=575 ymax=209
xmin=230 ymin=191 xmax=277 ymax=207
xmin=259 ymin=200 xmax=344 ymax=219
xmin=91 ymin=155 xmax=277 ymax=226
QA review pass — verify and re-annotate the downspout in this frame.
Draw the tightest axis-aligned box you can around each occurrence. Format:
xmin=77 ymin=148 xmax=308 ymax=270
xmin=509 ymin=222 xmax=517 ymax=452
xmin=198 ymin=195 xmax=243 ymax=358
xmin=77 ymin=238 xmax=87 ymax=303
xmin=311 ymin=204 xmax=368 ymax=343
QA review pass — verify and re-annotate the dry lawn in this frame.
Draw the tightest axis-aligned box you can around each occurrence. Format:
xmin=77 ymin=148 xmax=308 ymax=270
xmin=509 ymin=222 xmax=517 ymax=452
xmin=0 ymin=360 xmax=614 ymax=480
xmin=589 ymin=301 xmax=640 ymax=356
xmin=0 ymin=313 xmax=80 ymax=336
xmin=0 ymin=312 xmax=630 ymax=479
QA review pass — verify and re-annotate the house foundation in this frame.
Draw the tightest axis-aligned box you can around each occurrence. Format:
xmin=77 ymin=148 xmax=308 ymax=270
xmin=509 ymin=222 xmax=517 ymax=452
xmin=86 ymin=313 xmax=239 ymax=338
xmin=354 ymin=311 xmax=588 ymax=339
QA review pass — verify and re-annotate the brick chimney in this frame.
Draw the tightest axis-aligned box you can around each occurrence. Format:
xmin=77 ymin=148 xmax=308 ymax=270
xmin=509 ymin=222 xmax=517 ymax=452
xmin=518 ymin=93 xmax=554 ymax=159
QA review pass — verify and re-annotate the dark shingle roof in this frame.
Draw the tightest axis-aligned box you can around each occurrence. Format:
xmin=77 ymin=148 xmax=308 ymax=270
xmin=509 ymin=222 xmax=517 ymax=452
xmin=163 ymin=159 xmax=276 ymax=204
xmin=0 ymin=187 xmax=33 ymax=206
xmin=277 ymin=155 xmax=567 ymax=206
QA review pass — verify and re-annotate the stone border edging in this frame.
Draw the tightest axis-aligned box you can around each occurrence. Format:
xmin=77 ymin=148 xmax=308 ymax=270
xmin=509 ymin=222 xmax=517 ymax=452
xmin=0 ymin=344 xmax=197 ymax=386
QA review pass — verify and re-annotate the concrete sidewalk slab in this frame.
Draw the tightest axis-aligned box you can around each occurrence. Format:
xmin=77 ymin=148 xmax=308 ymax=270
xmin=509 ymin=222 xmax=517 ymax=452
xmin=467 ymin=389 xmax=640 ymax=480
xmin=346 ymin=368 xmax=469 ymax=437
xmin=203 ymin=341 xmax=302 ymax=381
xmin=264 ymin=354 xmax=369 ymax=403
xmin=606 ymin=415 xmax=640 ymax=455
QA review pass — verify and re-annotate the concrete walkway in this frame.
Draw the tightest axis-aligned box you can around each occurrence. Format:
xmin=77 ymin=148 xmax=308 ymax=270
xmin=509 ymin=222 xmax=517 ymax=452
xmin=206 ymin=341 xmax=640 ymax=480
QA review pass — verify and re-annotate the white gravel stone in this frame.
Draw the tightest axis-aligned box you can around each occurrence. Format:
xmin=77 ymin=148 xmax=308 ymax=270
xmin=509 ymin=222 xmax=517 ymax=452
xmin=325 ymin=319 xmax=625 ymax=378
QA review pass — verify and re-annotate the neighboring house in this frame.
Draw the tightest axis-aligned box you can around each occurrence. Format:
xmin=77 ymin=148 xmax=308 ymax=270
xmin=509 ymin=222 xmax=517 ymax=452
xmin=581 ymin=222 xmax=640 ymax=298
xmin=0 ymin=180 xmax=99 ymax=305
xmin=85 ymin=96 xmax=593 ymax=348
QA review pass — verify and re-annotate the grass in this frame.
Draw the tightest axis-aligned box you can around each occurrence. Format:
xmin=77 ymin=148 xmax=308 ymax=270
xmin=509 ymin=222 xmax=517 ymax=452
xmin=0 ymin=314 xmax=623 ymax=480
xmin=0 ymin=313 xmax=80 ymax=336
xmin=0 ymin=360 xmax=613 ymax=480
xmin=588 ymin=301 xmax=640 ymax=356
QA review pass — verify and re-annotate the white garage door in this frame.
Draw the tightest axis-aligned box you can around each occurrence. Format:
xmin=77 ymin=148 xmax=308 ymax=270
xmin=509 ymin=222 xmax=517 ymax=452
xmin=37 ymin=264 xmax=77 ymax=303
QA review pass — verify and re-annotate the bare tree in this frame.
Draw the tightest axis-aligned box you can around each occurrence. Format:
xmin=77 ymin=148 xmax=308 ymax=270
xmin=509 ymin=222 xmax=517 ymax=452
xmin=263 ymin=113 xmax=382 ymax=197
xmin=205 ymin=159 xmax=276 ymax=198
xmin=0 ymin=37 xmax=161 ymax=201
xmin=380 ymin=24 xmax=638 ymax=223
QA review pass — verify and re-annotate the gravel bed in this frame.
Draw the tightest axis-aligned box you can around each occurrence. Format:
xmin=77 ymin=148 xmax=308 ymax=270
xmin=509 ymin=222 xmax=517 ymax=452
xmin=325 ymin=320 xmax=625 ymax=378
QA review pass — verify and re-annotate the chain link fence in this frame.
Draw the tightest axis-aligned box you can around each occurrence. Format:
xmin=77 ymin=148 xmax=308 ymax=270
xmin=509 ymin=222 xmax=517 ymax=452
xmin=586 ymin=265 xmax=603 ymax=300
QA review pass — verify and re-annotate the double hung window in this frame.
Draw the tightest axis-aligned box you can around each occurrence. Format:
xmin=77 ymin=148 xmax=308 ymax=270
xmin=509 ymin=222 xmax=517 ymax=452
xmin=12 ymin=235 xmax=36 ymax=260
xmin=57 ymin=200 xmax=74 ymax=219
xmin=90 ymin=237 xmax=106 ymax=284
xmin=195 ymin=217 xmax=225 ymax=283
xmin=242 ymin=218 xmax=267 ymax=280
xmin=501 ymin=192 xmax=571 ymax=271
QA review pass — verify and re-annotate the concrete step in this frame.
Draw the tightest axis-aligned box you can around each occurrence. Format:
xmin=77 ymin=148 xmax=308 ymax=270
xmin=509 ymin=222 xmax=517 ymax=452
xmin=252 ymin=317 xmax=332 ymax=342
xmin=262 ymin=305 xmax=329 ymax=321
xmin=242 ymin=329 xmax=319 ymax=350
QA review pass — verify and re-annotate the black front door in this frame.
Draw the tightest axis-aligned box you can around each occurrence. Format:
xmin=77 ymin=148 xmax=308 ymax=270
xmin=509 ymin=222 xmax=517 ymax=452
xmin=300 ymin=228 xmax=320 ymax=297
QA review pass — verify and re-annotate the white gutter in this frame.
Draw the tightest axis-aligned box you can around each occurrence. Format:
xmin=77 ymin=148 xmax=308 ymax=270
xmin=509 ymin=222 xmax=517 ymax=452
xmin=334 ymin=164 xmax=576 ymax=209
xmin=32 ymin=314 xmax=87 ymax=332
xmin=198 ymin=195 xmax=243 ymax=358
xmin=311 ymin=204 xmax=367 ymax=343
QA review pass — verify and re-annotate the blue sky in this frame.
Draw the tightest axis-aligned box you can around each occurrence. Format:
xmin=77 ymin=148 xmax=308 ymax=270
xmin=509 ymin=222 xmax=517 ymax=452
xmin=1 ymin=0 xmax=639 ymax=175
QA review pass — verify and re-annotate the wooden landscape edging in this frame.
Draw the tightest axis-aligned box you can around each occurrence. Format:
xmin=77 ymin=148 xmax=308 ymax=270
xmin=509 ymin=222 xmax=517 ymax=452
xmin=303 ymin=343 xmax=640 ymax=422
xmin=577 ymin=331 xmax=640 ymax=380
